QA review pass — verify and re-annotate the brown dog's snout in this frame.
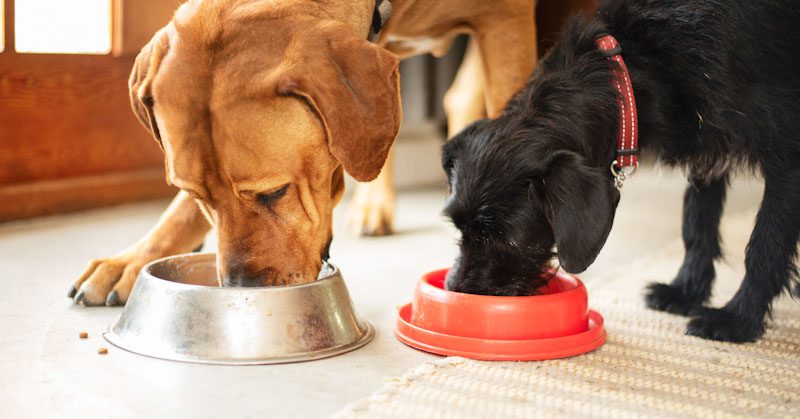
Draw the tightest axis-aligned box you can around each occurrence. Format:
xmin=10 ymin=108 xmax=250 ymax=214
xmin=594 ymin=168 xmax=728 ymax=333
xmin=220 ymin=260 xmax=275 ymax=287
xmin=218 ymin=251 xmax=322 ymax=288
xmin=214 ymin=211 xmax=328 ymax=288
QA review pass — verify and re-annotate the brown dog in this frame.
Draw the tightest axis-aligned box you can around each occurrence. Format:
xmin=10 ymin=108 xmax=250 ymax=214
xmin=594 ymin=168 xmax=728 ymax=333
xmin=69 ymin=0 xmax=537 ymax=305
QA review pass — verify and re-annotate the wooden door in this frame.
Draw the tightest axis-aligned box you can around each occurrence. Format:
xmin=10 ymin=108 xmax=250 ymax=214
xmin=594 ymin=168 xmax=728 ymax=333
xmin=0 ymin=0 xmax=179 ymax=222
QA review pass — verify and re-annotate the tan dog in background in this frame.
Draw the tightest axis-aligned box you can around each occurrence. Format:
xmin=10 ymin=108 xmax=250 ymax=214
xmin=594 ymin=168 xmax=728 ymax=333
xmin=69 ymin=0 xmax=537 ymax=306
xmin=350 ymin=1 xmax=538 ymax=235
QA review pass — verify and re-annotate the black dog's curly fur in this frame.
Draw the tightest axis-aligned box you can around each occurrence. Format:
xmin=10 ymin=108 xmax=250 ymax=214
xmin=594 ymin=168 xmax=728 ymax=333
xmin=442 ymin=0 xmax=800 ymax=342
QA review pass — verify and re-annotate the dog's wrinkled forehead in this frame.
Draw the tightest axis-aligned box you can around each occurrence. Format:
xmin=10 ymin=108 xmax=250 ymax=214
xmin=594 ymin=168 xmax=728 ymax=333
xmin=147 ymin=3 xmax=306 ymax=188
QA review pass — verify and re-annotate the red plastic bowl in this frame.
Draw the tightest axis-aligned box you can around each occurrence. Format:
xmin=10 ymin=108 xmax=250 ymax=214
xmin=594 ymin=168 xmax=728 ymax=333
xmin=395 ymin=269 xmax=606 ymax=361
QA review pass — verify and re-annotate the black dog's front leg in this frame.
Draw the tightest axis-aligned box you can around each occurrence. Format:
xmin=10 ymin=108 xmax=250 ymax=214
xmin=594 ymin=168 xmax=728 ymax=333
xmin=687 ymin=168 xmax=800 ymax=342
xmin=646 ymin=175 xmax=728 ymax=315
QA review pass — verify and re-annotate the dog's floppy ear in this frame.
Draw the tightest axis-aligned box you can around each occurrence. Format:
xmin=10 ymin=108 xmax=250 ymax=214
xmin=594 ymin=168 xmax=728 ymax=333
xmin=129 ymin=28 xmax=170 ymax=147
xmin=278 ymin=22 xmax=402 ymax=182
xmin=543 ymin=151 xmax=620 ymax=273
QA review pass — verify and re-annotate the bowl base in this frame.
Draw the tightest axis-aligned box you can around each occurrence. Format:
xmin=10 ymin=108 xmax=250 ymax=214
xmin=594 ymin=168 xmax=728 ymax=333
xmin=395 ymin=304 xmax=606 ymax=361
xmin=104 ymin=321 xmax=375 ymax=365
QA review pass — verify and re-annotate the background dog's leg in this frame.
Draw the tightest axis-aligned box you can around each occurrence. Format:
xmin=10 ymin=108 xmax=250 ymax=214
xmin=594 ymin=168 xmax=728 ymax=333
xmin=474 ymin=13 xmax=537 ymax=116
xmin=346 ymin=151 xmax=396 ymax=236
xmin=69 ymin=191 xmax=211 ymax=306
xmin=687 ymin=168 xmax=800 ymax=342
xmin=443 ymin=39 xmax=487 ymax=137
xmin=646 ymin=175 xmax=728 ymax=315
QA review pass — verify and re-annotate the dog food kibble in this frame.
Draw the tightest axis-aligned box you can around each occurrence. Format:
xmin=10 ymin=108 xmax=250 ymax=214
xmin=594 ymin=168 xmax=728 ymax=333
xmin=97 ymin=347 xmax=108 ymax=355
xmin=79 ymin=332 xmax=89 ymax=339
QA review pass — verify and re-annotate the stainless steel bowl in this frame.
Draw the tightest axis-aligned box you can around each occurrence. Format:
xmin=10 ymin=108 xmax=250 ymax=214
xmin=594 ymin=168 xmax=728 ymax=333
xmin=104 ymin=253 xmax=374 ymax=365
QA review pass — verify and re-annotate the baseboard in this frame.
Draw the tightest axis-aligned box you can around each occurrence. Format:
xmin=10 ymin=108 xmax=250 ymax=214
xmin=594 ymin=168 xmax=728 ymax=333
xmin=0 ymin=168 xmax=177 ymax=222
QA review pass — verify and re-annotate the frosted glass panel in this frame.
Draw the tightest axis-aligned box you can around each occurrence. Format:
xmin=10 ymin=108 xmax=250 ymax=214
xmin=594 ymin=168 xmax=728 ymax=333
xmin=15 ymin=0 xmax=111 ymax=54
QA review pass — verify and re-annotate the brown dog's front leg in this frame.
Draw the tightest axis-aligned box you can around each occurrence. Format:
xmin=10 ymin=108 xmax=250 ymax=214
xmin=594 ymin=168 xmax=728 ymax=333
xmin=69 ymin=191 xmax=211 ymax=306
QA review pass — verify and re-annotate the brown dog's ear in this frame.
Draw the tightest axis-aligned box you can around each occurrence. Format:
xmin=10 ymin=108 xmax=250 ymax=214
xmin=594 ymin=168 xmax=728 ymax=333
xmin=544 ymin=152 xmax=620 ymax=273
xmin=278 ymin=22 xmax=402 ymax=182
xmin=129 ymin=28 xmax=170 ymax=147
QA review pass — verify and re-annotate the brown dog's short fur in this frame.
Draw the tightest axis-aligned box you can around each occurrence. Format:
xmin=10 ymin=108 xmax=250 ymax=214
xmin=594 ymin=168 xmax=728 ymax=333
xmin=69 ymin=0 xmax=537 ymax=305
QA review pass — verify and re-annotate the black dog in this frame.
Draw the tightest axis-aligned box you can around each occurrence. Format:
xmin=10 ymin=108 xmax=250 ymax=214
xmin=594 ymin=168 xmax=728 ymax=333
xmin=441 ymin=0 xmax=800 ymax=342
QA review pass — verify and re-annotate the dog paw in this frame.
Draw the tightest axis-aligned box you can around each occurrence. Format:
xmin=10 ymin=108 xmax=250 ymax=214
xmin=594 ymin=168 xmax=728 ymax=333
xmin=644 ymin=282 xmax=703 ymax=316
xmin=346 ymin=181 xmax=395 ymax=237
xmin=68 ymin=253 xmax=152 ymax=306
xmin=685 ymin=307 xmax=764 ymax=343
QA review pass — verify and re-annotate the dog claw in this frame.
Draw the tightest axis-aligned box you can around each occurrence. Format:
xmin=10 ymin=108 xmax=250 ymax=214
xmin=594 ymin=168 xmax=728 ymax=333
xmin=67 ymin=285 xmax=77 ymax=299
xmin=105 ymin=291 xmax=121 ymax=306
xmin=73 ymin=290 xmax=85 ymax=304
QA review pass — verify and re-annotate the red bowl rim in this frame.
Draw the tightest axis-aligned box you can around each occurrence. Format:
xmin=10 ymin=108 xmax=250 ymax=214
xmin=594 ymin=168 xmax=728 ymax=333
xmin=418 ymin=268 xmax=587 ymax=305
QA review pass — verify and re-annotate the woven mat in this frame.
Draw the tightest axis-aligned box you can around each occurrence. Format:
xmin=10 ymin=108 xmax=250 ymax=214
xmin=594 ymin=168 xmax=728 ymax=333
xmin=335 ymin=210 xmax=800 ymax=418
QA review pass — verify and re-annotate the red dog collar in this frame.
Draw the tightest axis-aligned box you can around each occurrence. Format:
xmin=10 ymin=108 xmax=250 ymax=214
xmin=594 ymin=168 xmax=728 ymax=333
xmin=595 ymin=34 xmax=639 ymax=188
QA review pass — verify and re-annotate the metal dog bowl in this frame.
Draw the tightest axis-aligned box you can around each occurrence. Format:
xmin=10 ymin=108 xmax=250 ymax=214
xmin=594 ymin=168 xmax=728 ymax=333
xmin=104 ymin=253 xmax=374 ymax=365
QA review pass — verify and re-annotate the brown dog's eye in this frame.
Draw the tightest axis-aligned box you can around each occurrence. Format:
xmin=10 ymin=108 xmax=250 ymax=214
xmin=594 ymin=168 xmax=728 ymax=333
xmin=256 ymin=184 xmax=289 ymax=206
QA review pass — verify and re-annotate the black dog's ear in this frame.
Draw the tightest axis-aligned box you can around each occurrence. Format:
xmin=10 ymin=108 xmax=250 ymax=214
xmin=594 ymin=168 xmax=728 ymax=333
xmin=543 ymin=151 xmax=620 ymax=273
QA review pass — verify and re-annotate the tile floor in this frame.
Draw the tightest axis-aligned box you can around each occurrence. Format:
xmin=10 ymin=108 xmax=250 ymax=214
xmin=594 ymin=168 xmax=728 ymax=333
xmin=0 ymin=166 xmax=763 ymax=418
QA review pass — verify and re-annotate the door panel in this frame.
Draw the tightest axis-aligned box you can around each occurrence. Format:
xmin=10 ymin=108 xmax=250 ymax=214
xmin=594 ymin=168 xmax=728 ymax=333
xmin=0 ymin=53 xmax=162 ymax=183
xmin=0 ymin=0 xmax=178 ymax=222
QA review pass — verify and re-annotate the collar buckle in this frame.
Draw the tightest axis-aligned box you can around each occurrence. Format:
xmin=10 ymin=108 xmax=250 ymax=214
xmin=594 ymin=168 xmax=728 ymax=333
xmin=610 ymin=160 xmax=638 ymax=190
